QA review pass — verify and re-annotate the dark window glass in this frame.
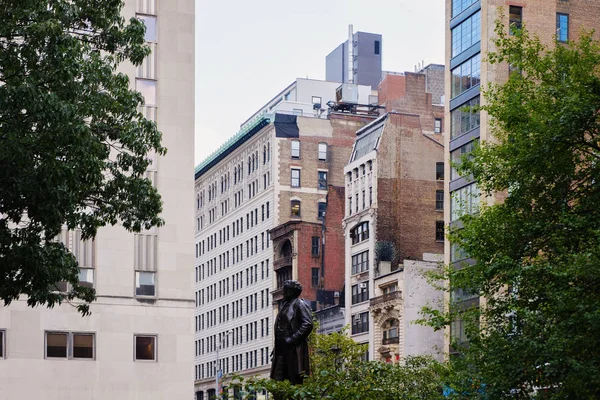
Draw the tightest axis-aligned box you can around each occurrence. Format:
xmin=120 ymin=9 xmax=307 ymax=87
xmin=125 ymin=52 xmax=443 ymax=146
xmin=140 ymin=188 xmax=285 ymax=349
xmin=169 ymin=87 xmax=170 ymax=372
xmin=451 ymin=97 xmax=480 ymax=139
xmin=436 ymin=221 xmax=445 ymax=242
xmin=46 ymin=332 xmax=68 ymax=358
xmin=351 ymin=251 xmax=369 ymax=275
xmin=73 ymin=333 xmax=94 ymax=359
xmin=311 ymin=236 xmax=320 ymax=256
xmin=135 ymin=336 xmax=156 ymax=361
xmin=351 ymin=283 xmax=369 ymax=304
xmin=318 ymin=171 xmax=327 ymax=190
xmin=436 ymin=162 xmax=445 ymax=180
xmin=311 ymin=268 xmax=320 ymax=286
xmin=374 ymin=40 xmax=380 ymax=55
xmin=135 ymin=271 xmax=156 ymax=296
xmin=318 ymin=202 xmax=326 ymax=220
xmin=450 ymin=54 xmax=480 ymax=98
xmin=351 ymin=312 xmax=369 ymax=334
xmin=0 ymin=330 xmax=3 ymax=358
xmin=509 ymin=6 xmax=523 ymax=35
xmin=351 ymin=222 xmax=369 ymax=245
xmin=436 ymin=190 xmax=444 ymax=211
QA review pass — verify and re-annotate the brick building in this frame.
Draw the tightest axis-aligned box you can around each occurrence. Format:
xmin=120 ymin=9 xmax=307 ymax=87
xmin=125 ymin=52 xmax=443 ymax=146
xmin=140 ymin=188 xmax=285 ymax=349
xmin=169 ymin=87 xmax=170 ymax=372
xmin=343 ymin=70 xmax=445 ymax=362
xmin=444 ymin=0 xmax=600 ymax=349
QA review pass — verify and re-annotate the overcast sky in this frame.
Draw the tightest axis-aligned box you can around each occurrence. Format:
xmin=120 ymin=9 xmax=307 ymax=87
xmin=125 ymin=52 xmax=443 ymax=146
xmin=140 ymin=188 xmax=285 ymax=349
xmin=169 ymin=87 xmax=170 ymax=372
xmin=194 ymin=0 xmax=445 ymax=165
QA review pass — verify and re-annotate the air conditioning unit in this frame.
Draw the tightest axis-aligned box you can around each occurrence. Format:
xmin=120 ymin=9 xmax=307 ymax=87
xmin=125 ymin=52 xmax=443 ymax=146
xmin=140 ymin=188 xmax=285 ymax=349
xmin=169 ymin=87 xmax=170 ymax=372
xmin=359 ymin=283 xmax=367 ymax=289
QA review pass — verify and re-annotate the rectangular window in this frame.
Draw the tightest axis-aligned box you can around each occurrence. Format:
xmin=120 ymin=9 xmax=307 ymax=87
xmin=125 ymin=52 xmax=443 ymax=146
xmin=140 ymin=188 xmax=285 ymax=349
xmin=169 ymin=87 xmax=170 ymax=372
xmin=291 ymin=200 xmax=301 ymax=217
xmin=351 ymin=250 xmax=369 ymax=275
xmin=351 ymin=312 xmax=369 ymax=334
xmin=311 ymin=268 xmax=320 ymax=287
xmin=509 ymin=6 xmax=523 ymax=35
xmin=135 ymin=271 xmax=156 ymax=297
xmin=311 ymin=96 xmax=322 ymax=106
xmin=374 ymin=40 xmax=380 ymax=55
xmin=434 ymin=118 xmax=443 ymax=133
xmin=291 ymin=140 xmax=300 ymax=159
xmin=72 ymin=333 xmax=94 ymax=359
xmin=452 ymin=0 xmax=477 ymax=17
xmin=451 ymin=11 xmax=481 ymax=57
xmin=557 ymin=13 xmax=569 ymax=42
xmin=436 ymin=162 xmax=444 ymax=181
xmin=311 ymin=236 xmax=320 ymax=256
xmin=78 ymin=268 xmax=94 ymax=289
xmin=436 ymin=190 xmax=444 ymax=211
xmin=451 ymin=183 xmax=480 ymax=221
xmin=45 ymin=332 xmax=95 ymax=360
xmin=46 ymin=332 xmax=68 ymax=358
xmin=318 ymin=202 xmax=326 ymax=220
xmin=318 ymin=143 xmax=327 ymax=161
xmin=291 ymin=169 xmax=301 ymax=188
xmin=451 ymin=139 xmax=478 ymax=180
xmin=451 ymin=97 xmax=480 ymax=140
xmin=138 ymin=14 xmax=157 ymax=42
xmin=351 ymin=221 xmax=369 ymax=245
xmin=136 ymin=78 xmax=157 ymax=106
xmin=0 ymin=330 xmax=4 ymax=359
xmin=436 ymin=221 xmax=445 ymax=242
xmin=135 ymin=335 xmax=157 ymax=361
xmin=450 ymin=54 xmax=481 ymax=98
xmin=351 ymin=283 xmax=369 ymax=304
xmin=318 ymin=171 xmax=327 ymax=190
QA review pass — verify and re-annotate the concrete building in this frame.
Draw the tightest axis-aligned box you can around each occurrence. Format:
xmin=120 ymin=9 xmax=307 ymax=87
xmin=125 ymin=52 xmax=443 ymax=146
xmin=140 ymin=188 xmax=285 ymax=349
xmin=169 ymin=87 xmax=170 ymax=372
xmin=193 ymin=81 xmax=375 ymax=399
xmin=343 ymin=71 xmax=445 ymax=362
xmin=0 ymin=1 xmax=195 ymax=399
xmin=444 ymin=0 xmax=600 ymax=350
xmin=326 ymin=25 xmax=383 ymax=90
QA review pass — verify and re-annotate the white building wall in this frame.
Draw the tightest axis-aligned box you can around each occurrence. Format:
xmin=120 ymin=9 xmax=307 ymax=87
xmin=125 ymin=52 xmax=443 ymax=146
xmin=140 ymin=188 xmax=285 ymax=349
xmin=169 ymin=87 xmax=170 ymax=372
xmin=0 ymin=0 xmax=196 ymax=399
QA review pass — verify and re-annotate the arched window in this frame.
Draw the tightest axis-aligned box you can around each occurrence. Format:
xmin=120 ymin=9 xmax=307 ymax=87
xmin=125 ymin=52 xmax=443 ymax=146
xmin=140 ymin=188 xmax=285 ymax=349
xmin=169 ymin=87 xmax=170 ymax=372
xmin=350 ymin=222 xmax=369 ymax=245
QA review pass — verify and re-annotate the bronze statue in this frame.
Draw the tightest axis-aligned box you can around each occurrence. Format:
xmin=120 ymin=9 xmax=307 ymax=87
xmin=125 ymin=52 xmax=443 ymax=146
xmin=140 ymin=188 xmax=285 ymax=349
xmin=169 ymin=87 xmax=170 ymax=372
xmin=270 ymin=280 xmax=314 ymax=387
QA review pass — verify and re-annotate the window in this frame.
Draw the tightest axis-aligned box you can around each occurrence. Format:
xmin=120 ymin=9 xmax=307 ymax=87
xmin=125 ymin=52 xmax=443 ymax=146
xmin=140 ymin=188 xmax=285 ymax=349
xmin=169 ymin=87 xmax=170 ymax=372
xmin=451 ymin=140 xmax=478 ymax=180
xmin=135 ymin=335 xmax=157 ymax=361
xmin=451 ymin=183 xmax=480 ymax=221
xmin=557 ymin=13 xmax=569 ymax=42
xmin=311 ymin=96 xmax=322 ymax=106
xmin=136 ymin=78 xmax=157 ymax=106
xmin=348 ymin=197 xmax=353 ymax=215
xmin=451 ymin=243 xmax=470 ymax=263
xmin=311 ymin=268 xmax=320 ymax=287
xmin=436 ymin=190 xmax=444 ymax=211
xmin=436 ymin=162 xmax=444 ymax=180
xmin=434 ymin=118 xmax=442 ymax=134
xmin=351 ymin=221 xmax=369 ymax=245
xmin=351 ymin=283 xmax=369 ymax=304
xmin=451 ymin=11 xmax=481 ymax=57
xmin=45 ymin=332 xmax=94 ymax=359
xmin=135 ymin=271 xmax=156 ymax=296
xmin=450 ymin=97 xmax=480 ymax=139
xmin=291 ymin=200 xmax=301 ymax=217
xmin=452 ymin=0 xmax=477 ymax=17
xmin=0 ymin=330 xmax=3 ymax=359
xmin=382 ymin=319 xmax=399 ymax=343
xmin=291 ymin=169 xmax=301 ymax=187
xmin=318 ymin=202 xmax=326 ymax=220
xmin=318 ymin=143 xmax=327 ymax=161
xmin=78 ymin=268 xmax=94 ymax=288
xmin=351 ymin=250 xmax=369 ymax=275
xmin=374 ymin=40 xmax=380 ymax=55
xmin=450 ymin=54 xmax=481 ymax=98
xmin=138 ymin=15 xmax=157 ymax=42
xmin=291 ymin=140 xmax=300 ymax=158
xmin=436 ymin=221 xmax=445 ymax=242
xmin=382 ymin=284 xmax=397 ymax=295
xmin=318 ymin=171 xmax=327 ymax=190
xmin=351 ymin=312 xmax=369 ymax=334
xmin=509 ymin=6 xmax=523 ymax=35
xmin=311 ymin=236 xmax=320 ymax=256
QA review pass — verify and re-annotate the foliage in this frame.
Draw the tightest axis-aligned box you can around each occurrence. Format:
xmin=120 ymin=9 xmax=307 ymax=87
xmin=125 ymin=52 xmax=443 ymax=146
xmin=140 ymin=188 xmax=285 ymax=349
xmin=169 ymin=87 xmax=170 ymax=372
xmin=425 ymin=17 xmax=600 ymax=399
xmin=0 ymin=0 xmax=164 ymax=315
xmin=375 ymin=241 xmax=396 ymax=263
xmin=223 ymin=328 xmax=449 ymax=400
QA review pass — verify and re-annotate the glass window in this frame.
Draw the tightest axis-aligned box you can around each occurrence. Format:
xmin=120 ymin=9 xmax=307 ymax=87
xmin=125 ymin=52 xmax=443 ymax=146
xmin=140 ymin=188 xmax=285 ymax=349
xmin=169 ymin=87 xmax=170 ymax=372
xmin=451 ymin=243 xmax=470 ymax=262
xmin=136 ymin=79 xmax=157 ymax=106
xmin=436 ymin=190 xmax=444 ymax=210
xmin=318 ymin=171 xmax=327 ymax=190
xmin=0 ymin=330 xmax=4 ymax=359
xmin=135 ymin=335 xmax=157 ymax=361
xmin=291 ymin=200 xmax=301 ymax=217
xmin=434 ymin=118 xmax=443 ymax=133
xmin=436 ymin=221 xmax=445 ymax=242
xmin=135 ymin=271 xmax=156 ymax=296
xmin=78 ymin=268 xmax=94 ymax=288
xmin=351 ymin=250 xmax=369 ymax=275
xmin=383 ymin=319 xmax=399 ymax=342
xmin=318 ymin=143 xmax=327 ymax=161
xmin=291 ymin=169 xmax=301 ymax=187
xmin=311 ymin=236 xmax=320 ymax=256
xmin=374 ymin=40 xmax=380 ymax=55
xmin=451 ymin=139 xmax=479 ymax=180
xmin=318 ymin=202 xmax=326 ymax=220
xmin=311 ymin=96 xmax=322 ymax=105
xmin=451 ymin=183 xmax=480 ymax=221
xmin=509 ymin=6 xmax=523 ymax=35
xmin=46 ymin=332 xmax=68 ymax=358
xmin=351 ymin=312 xmax=369 ymax=334
xmin=557 ymin=13 xmax=569 ymax=42
xmin=451 ymin=11 xmax=481 ymax=57
xmin=138 ymin=15 xmax=157 ymax=42
xmin=436 ymin=162 xmax=445 ymax=180
xmin=452 ymin=0 xmax=477 ymax=18
xmin=451 ymin=54 xmax=481 ymax=98
xmin=311 ymin=268 xmax=320 ymax=287
xmin=73 ymin=333 xmax=94 ymax=359
xmin=291 ymin=140 xmax=300 ymax=159
xmin=351 ymin=222 xmax=369 ymax=245
xmin=451 ymin=97 xmax=480 ymax=140
xmin=351 ymin=283 xmax=369 ymax=304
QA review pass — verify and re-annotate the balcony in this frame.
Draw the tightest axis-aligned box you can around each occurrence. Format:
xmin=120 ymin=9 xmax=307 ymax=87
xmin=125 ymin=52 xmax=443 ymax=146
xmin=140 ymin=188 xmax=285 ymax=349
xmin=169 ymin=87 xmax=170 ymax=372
xmin=382 ymin=337 xmax=399 ymax=345
xmin=370 ymin=291 xmax=402 ymax=308
xmin=274 ymin=255 xmax=293 ymax=270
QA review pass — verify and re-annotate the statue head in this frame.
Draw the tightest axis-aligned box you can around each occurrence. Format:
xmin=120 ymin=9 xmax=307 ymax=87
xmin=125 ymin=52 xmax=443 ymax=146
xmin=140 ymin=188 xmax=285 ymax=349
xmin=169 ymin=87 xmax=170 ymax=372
xmin=283 ymin=280 xmax=303 ymax=301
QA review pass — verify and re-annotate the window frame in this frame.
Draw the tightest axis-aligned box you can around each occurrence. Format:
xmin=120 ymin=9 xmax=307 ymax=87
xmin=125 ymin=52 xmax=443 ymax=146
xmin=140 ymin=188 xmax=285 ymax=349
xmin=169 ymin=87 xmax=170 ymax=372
xmin=311 ymin=236 xmax=320 ymax=257
xmin=436 ymin=162 xmax=445 ymax=181
xmin=134 ymin=334 xmax=158 ymax=362
xmin=436 ymin=190 xmax=444 ymax=211
xmin=311 ymin=268 xmax=320 ymax=287
xmin=434 ymin=118 xmax=443 ymax=134
xmin=351 ymin=283 xmax=369 ymax=305
xmin=351 ymin=312 xmax=369 ymax=335
xmin=318 ymin=202 xmax=327 ymax=220
xmin=318 ymin=170 xmax=328 ymax=190
xmin=351 ymin=250 xmax=369 ymax=275
xmin=556 ymin=13 xmax=569 ymax=42
xmin=318 ymin=142 xmax=327 ymax=161
xmin=509 ymin=6 xmax=523 ymax=35
xmin=351 ymin=221 xmax=369 ymax=245
xmin=436 ymin=221 xmax=445 ymax=242
xmin=135 ymin=270 xmax=157 ymax=298
xmin=291 ymin=200 xmax=301 ymax=217
xmin=0 ymin=329 xmax=5 ymax=359
xmin=137 ymin=14 xmax=157 ymax=43
xmin=135 ymin=78 xmax=157 ymax=107
xmin=45 ymin=331 xmax=96 ymax=360
xmin=291 ymin=169 xmax=301 ymax=188
xmin=291 ymin=140 xmax=300 ymax=159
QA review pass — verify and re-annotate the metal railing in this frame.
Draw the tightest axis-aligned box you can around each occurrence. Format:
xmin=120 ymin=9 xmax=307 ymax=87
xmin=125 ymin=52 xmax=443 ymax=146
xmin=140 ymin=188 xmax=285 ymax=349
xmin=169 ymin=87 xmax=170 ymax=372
xmin=370 ymin=291 xmax=402 ymax=307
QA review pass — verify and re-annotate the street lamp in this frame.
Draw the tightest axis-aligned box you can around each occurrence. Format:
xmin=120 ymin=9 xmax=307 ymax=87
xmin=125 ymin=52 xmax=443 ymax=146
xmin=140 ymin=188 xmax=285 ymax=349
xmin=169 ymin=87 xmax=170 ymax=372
xmin=216 ymin=330 xmax=233 ymax=399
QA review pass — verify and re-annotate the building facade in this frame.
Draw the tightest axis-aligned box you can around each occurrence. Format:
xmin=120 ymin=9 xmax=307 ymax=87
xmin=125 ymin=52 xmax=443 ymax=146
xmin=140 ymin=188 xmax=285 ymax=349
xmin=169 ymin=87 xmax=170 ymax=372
xmin=0 ymin=1 xmax=196 ymax=399
xmin=343 ymin=71 xmax=445 ymax=362
xmin=444 ymin=0 xmax=600 ymax=349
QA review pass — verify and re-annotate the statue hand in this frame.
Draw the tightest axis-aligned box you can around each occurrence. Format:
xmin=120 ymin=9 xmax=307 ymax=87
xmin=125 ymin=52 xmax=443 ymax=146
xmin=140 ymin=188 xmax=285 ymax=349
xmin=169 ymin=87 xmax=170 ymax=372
xmin=285 ymin=337 xmax=294 ymax=346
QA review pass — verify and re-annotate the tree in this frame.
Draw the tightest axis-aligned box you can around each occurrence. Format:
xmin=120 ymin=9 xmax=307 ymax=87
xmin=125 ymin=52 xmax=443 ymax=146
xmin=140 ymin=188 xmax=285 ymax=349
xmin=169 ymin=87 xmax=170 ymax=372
xmin=0 ymin=0 xmax=165 ymax=315
xmin=225 ymin=328 xmax=449 ymax=400
xmin=428 ymin=18 xmax=600 ymax=398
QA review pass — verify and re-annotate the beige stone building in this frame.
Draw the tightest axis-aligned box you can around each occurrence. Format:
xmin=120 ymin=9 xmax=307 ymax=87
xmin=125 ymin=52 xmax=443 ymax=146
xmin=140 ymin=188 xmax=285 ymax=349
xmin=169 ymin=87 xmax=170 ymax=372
xmin=445 ymin=0 xmax=600 ymax=348
xmin=0 ymin=1 xmax=195 ymax=398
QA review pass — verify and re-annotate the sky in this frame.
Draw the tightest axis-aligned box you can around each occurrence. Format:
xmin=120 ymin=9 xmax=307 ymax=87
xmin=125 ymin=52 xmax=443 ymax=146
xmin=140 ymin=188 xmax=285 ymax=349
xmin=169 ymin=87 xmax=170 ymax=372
xmin=194 ymin=0 xmax=445 ymax=165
